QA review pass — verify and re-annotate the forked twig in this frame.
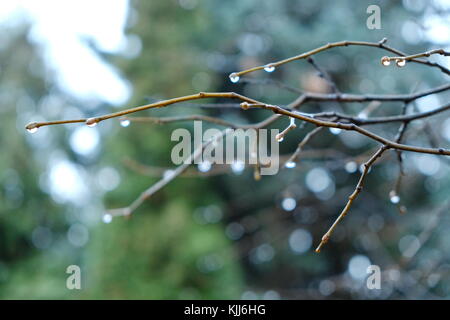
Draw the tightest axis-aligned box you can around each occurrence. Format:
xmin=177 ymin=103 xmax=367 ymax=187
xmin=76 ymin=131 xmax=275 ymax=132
xmin=315 ymin=146 xmax=388 ymax=252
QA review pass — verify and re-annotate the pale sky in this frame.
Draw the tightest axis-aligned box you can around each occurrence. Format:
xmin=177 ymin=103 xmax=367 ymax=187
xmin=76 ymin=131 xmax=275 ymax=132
xmin=0 ymin=1 xmax=131 ymax=207
xmin=0 ymin=0 xmax=131 ymax=105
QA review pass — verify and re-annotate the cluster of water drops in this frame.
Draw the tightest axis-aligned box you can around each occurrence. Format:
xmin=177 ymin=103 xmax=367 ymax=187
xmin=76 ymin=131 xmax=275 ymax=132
xmin=27 ymin=116 xmax=133 ymax=134
xmin=228 ymin=62 xmax=276 ymax=84
xmin=381 ymin=56 xmax=406 ymax=68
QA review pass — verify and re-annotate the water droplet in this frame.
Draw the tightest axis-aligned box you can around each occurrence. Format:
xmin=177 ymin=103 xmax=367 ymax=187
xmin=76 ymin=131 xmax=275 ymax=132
xmin=85 ymin=118 xmax=98 ymax=127
xmin=381 ymin=56 xmax=391 ymax=66
xmin=396 ymin=58 xmax=406 ymax=67
xmin=329 ymin=127 xmax=341 ymax=135
xmin=229 ymin=73 xmax=240 ymax=83
xmin=389 ymin=190 xmax=400 ymax=204
xmin=345 ymin=161 xmax=357 ymax=173
xmin=240 ymin=102 xmax=250 ymax=110
xmin=281 ymin=197 xmax=297 ymax=211
xmin=231 ymin=161 xmax=245 ymax=174
xmin=264 ymin=64 xmax=275 ymax=73
xmin=102 ymin=214 xmax=112 ymax=224
xmin=120 ymin=119 xmax=130 ymax=127
xmin=276 ymin=134 xmax=284 ymax=142
xmin=198 ymin=160 xmax=212 ymax=173
xmin=390 ymin=195 xmax=400 ymax=204
xmin=285 ymin=161 xmax=296 ymax=169
xmin=26 ymin=124 xmax=39 ymax=134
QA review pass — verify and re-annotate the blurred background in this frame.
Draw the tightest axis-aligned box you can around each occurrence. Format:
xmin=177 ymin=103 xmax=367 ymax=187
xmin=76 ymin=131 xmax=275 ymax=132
xmin=1 ymin=0 xmax=450 ymax=299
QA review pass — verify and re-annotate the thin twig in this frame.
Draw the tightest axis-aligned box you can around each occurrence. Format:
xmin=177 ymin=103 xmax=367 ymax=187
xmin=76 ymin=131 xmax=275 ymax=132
xmin=306 ymin=57 xmax=340 ymax=94
xmin=247 ymin=103 xmax=450 ymax=156
xmin=231 ymin=39 xmax=450 ymax=78
xmin=26 ymin=83 xmax=450 ymax=130
xmin=109 ymin=129 xmax=228 ymax=217
xmin=285 ymin=126 xmax=324 ymax=166
xmin=315 ymin=146 xmax=388 ymax=252
xmin=381 ymin=48 xmax=450 ymax=64
xmin=26 ymin=92 xmax=261 ymax=130
xmin=313 ymin=100 xmax=450 ymax=125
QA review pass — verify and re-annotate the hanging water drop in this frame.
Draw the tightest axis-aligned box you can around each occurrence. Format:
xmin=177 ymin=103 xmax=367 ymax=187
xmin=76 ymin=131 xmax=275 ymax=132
xmin=229 ymin=73 xmax=240 ymax=83
xmin=102 ymin=213 xmax=113 ymax=224
xmin=396 ymin=58 xmax=406 ymax=67
xmin=120 ymin=119 xmax=130 ymax=127
xmin=390 ymin=195 xmax=400 ymax=204
xmin=381 ymin=56 xmax=391 ymax=66
xmin=389 ymin=190 xmax=400 ymax=204
xmin=276 ymin=134 xmax=284 ymax=142
xmin=329 ymin=127 xmax=341 ymax=135
xmin=85 ymin=118 xmax=98 ymax=127
xmin=285 ymin=161 xmax=296 ymax=169
xmin=264 ymin=64 xmax=275 ymax=73
xmin=26 ymin=123 xmax=39 ymax=134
